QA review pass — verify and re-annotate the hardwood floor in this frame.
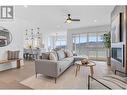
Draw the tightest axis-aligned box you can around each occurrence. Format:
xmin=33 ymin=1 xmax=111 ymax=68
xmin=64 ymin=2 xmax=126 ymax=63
xmin=0 ymin=60 xmax=112 ymax=89
xmin=0 ymin=61 xmax=34 ymax=89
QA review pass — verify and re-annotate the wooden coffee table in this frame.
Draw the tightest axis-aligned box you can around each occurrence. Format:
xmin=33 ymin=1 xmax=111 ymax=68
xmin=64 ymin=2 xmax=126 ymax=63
xmin=75 ymin=60 xmax=96 ymax=77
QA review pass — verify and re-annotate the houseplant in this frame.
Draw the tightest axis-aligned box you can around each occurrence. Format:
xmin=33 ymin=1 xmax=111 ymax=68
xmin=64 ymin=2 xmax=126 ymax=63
xmin=103 ymin=32 xmax=111 ymax=65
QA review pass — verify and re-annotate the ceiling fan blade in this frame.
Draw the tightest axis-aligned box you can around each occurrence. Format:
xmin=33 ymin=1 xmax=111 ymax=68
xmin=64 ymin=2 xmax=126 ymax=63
xmin=71 ymin=19 xmax=80 ymax=21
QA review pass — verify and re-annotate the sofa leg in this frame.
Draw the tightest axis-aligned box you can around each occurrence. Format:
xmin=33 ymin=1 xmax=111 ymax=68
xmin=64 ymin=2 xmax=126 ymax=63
xmin=55 ymin=78 xmax=57 ymax=84
xmin=36 ymin=72 xmax=37 ymax=78
xmin=88 ymin=75 xmax=90 ymax=89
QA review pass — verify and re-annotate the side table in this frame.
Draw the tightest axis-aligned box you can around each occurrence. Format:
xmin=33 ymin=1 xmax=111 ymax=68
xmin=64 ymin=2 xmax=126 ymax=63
xmin=17 ymin=59 xmax=22 ymax=69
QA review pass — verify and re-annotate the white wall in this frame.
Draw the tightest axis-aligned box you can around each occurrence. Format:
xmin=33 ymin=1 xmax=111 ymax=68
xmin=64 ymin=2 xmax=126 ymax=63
xmin=0 ymin=18 xmax=39 ymax=70
xmin=67 ymin=25 xmax=110 ymax=50
xmin=0 ymin=6 xmax=68 ymax=71
xmin=0 ymin=18 xmax=39 ymax=59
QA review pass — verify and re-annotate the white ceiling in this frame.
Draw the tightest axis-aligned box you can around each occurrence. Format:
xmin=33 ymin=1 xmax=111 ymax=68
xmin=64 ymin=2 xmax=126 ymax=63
xmin=15 ymin=5 xmax=114 ymax=33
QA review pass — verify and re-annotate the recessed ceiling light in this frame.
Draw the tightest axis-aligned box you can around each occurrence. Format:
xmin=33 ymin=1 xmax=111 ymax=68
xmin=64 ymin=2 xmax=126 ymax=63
xmin=94 ymin=20 xmax=97 ymax=22
xmin=24 ymin=5 xmax=28 ymax=8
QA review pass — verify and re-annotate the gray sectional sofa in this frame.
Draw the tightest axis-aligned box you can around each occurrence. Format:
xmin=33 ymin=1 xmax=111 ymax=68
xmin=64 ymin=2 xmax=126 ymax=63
xmin=35 ymin=49 xmax=74 ymax=83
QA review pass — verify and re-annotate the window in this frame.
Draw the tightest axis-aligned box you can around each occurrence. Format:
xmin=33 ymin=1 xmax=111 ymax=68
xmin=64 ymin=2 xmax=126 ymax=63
xmin=55 ymin=36 xmax=67 ymax=49
xmin=72 ymin=32 xmax=107 ymax=60
xmin=79 ymin=34 xmax=87 ymax=56
xmin=88 ymin=33 xmax=97 ymax=42
xmin=34 ymin=38 xmax=38 ymax=48
xmin=98 ymin=32 xmax=104 ymax=42
xmin=89 ymin=50 xmax=96 ymax=58
xmin=80 ymin=34 xmax=87 ymax=43
xmin=97 ymin=49 xmax=107 ymax=58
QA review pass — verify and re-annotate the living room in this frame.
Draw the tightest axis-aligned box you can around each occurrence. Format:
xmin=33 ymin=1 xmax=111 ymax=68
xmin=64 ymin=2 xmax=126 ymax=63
xmin=0 ymin=2 xmax=127 ymax=92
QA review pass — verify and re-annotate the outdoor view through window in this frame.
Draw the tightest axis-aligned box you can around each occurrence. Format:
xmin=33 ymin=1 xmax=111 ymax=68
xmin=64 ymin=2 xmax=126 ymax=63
xmin=72 ymin=31 xmax=107 ymax=60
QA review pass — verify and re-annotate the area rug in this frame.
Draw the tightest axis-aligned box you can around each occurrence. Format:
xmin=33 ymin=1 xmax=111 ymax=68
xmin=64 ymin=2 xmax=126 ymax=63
xmin=20 ymin=65 xmax=88 ymax=89
xmin=90 ymin=75 xmax=127 ymax=89
xmin=20 ymin=62 xmax=125 ymax=90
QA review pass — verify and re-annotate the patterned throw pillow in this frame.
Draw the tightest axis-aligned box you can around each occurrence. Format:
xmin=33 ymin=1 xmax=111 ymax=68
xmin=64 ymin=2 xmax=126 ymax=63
xmin=7 ymin=50 xmax=20 ymax=60
xmin=41 ymin=52 xmax=49 ymax=59
xmin=65 ymin=50 xmax=73 ymax=57
xmin=49 ymin=53 xmax=57 ymax=61
xmin=15 ymin=51 xmax=20 ymax=59
xmin=51 ymin=51 xmax=58 ymax=60
xmin=57 ymin=50 xmax=65 ymax=60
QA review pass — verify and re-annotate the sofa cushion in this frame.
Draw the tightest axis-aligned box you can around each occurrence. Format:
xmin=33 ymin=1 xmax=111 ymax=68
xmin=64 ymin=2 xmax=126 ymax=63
xmin=57 ymin=57 xmax=74 ymax=75
xmin=49 ymin=52 xmax=57 ymax=61
xmin=57 ymin=50 xmax=65 ymax=60
xmin=62 ymin=57 xmax=74 ymax=63
xmin=65 ymin=50 xmax=73 ymax=57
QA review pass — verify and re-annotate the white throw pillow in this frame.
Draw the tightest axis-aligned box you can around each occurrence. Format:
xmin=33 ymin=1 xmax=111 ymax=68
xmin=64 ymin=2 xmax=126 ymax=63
xmin=57 ymin=50 xmax=65 ymax=60
xmin=49 ymin=53 xmax=57 ymax=61
xmin=65 ymin=50 xmax=73 ymax=57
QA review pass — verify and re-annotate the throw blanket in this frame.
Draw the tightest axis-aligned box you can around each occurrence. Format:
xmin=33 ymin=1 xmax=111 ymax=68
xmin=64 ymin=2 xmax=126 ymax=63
xmin=91 ymin=75 xmax=127 ymax=89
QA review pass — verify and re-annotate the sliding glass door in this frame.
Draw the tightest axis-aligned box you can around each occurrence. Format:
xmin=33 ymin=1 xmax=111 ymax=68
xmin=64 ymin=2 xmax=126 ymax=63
xmin=72 ymin=32 xmax=107 ymax=60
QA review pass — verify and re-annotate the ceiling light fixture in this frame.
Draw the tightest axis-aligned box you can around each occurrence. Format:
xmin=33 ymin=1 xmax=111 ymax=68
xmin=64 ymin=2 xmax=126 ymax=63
xmin=65 ymin=14 xmax=80 ymax=24
xmin=66 ymin=19 xmax=72 ymax=24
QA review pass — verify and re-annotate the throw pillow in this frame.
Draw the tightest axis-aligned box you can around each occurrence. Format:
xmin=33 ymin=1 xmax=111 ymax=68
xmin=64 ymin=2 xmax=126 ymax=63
xmin=65 ymin=50 xmax=73 ymax=57
xmin=7 ymin=50 xmax=20 ymax=60
xmin=15 ymin=51 xmax=20 ymax=59
xmin=41 ymin=52 xmax=49 ymax=59
xmin=49 ymin=53 xmax=57 ymax=61
xmin=7 ymin=51 xmax=13 ymax=60
xmin=51 ymin=51 xmax=58 ymax=60
xmin=57 ymin=50 xmax=65 ymax=60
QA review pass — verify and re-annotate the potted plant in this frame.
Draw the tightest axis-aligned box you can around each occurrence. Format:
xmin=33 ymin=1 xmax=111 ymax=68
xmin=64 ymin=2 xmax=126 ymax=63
xmin=103 ymin=32 xmax=111 ymax=65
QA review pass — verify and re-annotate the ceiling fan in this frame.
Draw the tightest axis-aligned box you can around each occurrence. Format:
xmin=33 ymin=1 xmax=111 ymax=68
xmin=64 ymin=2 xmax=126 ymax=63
xmin=65 ymin=14 xmax=80 ymax=24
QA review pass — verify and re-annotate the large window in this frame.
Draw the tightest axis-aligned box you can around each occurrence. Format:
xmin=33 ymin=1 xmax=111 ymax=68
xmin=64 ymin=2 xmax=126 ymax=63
xmin=48 ymin=35 xmax=67 ymax=51
xmin=55 ymin=36 xmax=67 ymax=49
xmin=72 ymin=32 xmax=107 ymax=60
xmin=79 ymin=34 xmax=87 ymax=55
xmin=88 ymin=33 xmax=97 ymax=42
xmin=98 ymin=32 xmax=104 ymax=42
